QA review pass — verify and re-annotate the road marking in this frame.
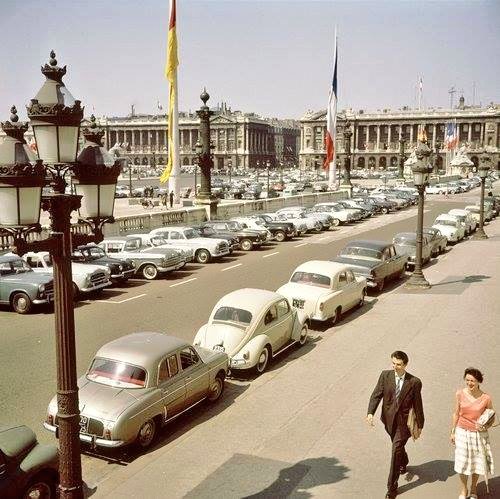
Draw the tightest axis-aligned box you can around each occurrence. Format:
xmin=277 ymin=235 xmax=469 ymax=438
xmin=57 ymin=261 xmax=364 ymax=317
xmin=170 ymin=277 xmax=197 ymax=287
xmin=95 ymin=293 xmax=147 ymax=304
xmin=221 ymin=263 xmax=242 ymax=272
xmin=317 ymin=236 xmax=333 ymax=241
xmin=294 ymin=242 xmax=308 ymax=248
xmin=263 ymin=251 xmax=279 ymax=258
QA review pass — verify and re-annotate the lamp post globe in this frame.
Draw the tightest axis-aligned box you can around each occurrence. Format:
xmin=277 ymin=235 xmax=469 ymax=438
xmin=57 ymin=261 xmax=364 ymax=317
xmin=405 ymin=140 xmax=433 ymax=290
xmin=473 ymin=152 xmax=491 ymax=240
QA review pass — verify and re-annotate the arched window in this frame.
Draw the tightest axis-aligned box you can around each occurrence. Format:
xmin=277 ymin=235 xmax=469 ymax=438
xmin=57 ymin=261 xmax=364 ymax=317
xmin=357 ymin=157 xmax=365 ymax=169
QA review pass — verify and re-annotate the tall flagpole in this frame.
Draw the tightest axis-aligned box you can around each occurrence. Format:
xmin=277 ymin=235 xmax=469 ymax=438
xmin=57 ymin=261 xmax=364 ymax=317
xmin=169 ymin=62 xmax=180 ymax=203
xmin=328 ymin=29 xmax=338 ymax=190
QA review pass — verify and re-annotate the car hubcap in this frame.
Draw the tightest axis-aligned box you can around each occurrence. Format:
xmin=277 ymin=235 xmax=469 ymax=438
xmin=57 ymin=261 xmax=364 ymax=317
xmin=209 ymin=379 xmax=222 ymax=400
xmin=25 ymin=482 xmax=51 ymax=499
xmin=257 ymin=350 xmax=268 ymax=372
xmin=242 ymin=240 xmax=251 ymax=251
xmin=198 ymin=251 xmax=209 ymax=263
xmin=144 ymin=266 xmax=156 ymax=279
xmin=17 ymin=297 xmax=28 ymax=311
xmin=138 ymin=420 xmax=155 ymax=447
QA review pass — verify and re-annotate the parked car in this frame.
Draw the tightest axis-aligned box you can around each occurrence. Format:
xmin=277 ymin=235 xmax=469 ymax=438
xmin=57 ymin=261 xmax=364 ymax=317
xmin=312 ymin=182 xmax=328 ymax=192
xmin=432 ymin=214 xmax=466 ymax=243
xmin=484 ymin=197 xmax=500 ymax=217
xmin=313 ymin=202 xmax=357 ymax=224
xmin=262 ymin=212 xmax=308 ymax=236
xmin=259 ymin=189 xmax=279 ymax=199
xmin=202 ymin=220 xmax=265 ymax=251
xmin=448 ymin=209 xmax=477 ymax=235
xmin=276 ymin=208 xmax=324 ymax=232
xmin=392 ymin=232 xmax=432 ymax=269
xmin=367 ymin=196 xmax=398 ymax=214
xmin=149 ymin=226 xmax=231 ymax=264
xmin=44 ymin=332 xmax=229 ymax=449
xmin=115 ymin=185 xmax=130 ymax=198
xmin=194 ymin=289 xmax=308 ymax=374
xmin=426 ymin=183 xmax=451 ymax=195
xmin=0 ymin=424 xmax=59 ymax=498
xmin=248 ymin=215 xmax=296 ymax=242
xmin=72 ymin=244 xmax=136 ymax=284
xmin=23 ymin=251 xmax=111 ymax=298
xmin=332 ymin=240 xmax=408 ymax=292
xmin=0 ymin=255 xmax=54 ymax=314
xmin=277 ymin=261 xmax=366 ymax=325
xmin=193 ymin=226 xmax=240 ymax=252
xmin=229 ymin=217 xmax=273 ymax=241
xmin=422 ymin=227 xmax=447 ymax=257
xmin=282 ymin=186 xmax=299 ymax=197
xmin=464 ymin=205 xmax=493 ymax=223
xmin=99 ymin=237 xmax=187 ymax=279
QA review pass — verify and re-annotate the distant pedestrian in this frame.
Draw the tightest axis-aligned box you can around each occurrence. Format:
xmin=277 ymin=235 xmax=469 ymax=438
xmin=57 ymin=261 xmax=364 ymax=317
xmin=451 ymin=367 xmax=495 ymax=499
xmin=161 ymin=193 xmax=168 ymax=207
xmin=169 ymin=190 xmax=174 ymax=208
xmin=366 ymin=351 xmax=424 ymax=499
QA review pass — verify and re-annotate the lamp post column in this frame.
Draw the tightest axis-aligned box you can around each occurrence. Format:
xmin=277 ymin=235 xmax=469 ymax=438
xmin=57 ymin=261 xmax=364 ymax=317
xmin=473 ymin=154 xmax=490 ymax=240
xmin=341 ymin=121 xmax=353 ymax=195
xmin=266 ymin=160 xmax=270 ymax=194
xmin=128 ymin=161 xmax=132 ymax=197
xmin=398 ymin=137 xmax=406 ymax=179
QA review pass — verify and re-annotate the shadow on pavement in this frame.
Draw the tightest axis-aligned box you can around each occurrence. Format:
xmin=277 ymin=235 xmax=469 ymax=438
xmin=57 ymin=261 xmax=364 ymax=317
xmin=397 ymin=459 xmax=455 ymax=494
xmin=477 ymin=475 xmax=500 ymax=496
xmin=431 ymin=274 xmax=491 ymax=287
xmin=184 ymin=454 xmax=349 ymax=499
xmin=81 ymin=380 xmax=249 ymax=466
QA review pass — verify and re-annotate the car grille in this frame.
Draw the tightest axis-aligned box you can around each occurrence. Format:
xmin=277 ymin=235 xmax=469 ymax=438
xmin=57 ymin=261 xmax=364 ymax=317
xmin=90 ymin=271 xmax=108 ymax=287
xmin=217 ymin=242 xmax=229 ymax=252
xmin=45 ymin=282 xmax=54 ymax=300
xmin=55 ymin=415 xmax=104 ymax=437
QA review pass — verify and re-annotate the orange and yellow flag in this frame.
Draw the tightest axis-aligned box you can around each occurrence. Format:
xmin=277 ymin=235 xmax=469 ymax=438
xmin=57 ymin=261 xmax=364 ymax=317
xmin=160 ymin=0 xmax=179 ymax=183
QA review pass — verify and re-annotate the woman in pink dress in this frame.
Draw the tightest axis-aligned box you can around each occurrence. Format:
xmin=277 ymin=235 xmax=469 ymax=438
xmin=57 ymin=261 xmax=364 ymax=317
xmin=451 ymin=367 xmax=495 ymax=499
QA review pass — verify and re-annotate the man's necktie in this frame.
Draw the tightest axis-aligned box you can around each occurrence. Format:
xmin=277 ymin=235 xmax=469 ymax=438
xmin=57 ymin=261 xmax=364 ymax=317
xmin=396 ymin=377 xmax=402 ymax=399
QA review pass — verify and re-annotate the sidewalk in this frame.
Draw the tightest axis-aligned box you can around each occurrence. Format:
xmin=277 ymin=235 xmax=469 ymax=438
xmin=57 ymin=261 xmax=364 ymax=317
xmin=90 ymin=219 xmax=500 ymax=499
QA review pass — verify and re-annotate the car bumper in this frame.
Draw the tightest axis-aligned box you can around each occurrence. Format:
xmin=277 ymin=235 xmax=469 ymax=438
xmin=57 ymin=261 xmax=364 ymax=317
xmin=213 ymin=248 xmax=231 ymax=257
xmin=79 ymin=281 xmax=112 ymax=293
xmin=43 ymin=422 xmax=126 ymax=448
xmin=33 ymin=296 xmax=53 ymax=305
xmin=111 ymin=269 xmax=135 ymax=281
xmin=158 ymin=260 xmax=187 ymax=272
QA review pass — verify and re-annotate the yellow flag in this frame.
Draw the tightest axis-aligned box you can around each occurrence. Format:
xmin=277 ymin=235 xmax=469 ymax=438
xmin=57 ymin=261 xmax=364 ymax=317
xmin=160 ymin=0 xmax=179 ymax=183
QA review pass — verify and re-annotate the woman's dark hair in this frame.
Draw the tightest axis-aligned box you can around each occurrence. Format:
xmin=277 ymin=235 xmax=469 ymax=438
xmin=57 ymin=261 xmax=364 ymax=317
xmin=464 ymin=367 xmax=483 ymax=383
xmin=391 ymin=350 xmax=409 ymax=365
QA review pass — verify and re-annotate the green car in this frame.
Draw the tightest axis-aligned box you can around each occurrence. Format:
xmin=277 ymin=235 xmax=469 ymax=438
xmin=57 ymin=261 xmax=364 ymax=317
xmin=0 ymin=425 xmax=59 ymax=498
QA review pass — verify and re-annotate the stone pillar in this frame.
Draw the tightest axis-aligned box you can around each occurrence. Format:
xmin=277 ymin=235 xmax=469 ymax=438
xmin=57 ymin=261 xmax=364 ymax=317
xmin=376 ymin=125 xmax=381 ymax=151
xmin=365 ymin=126 xmax=370 ymax=149
xmin=432 ymin=124 xmax=437 ymax=149
xmin=468 ymin=123 xmax=472 ymax=143
xmin=387 ymin=125 xmax=392 ymax=149
xmin=410 ymin=125 xmax=414 ymax=145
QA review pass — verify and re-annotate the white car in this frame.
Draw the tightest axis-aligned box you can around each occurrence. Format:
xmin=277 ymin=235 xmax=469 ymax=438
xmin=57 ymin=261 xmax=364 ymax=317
xmin=193 ymin=288 xmax=308 ymax=374
xmin=149 ymin=226 xmax=230 ymax=264
xmin=448 ymin=209 xmax=477 ymax=235
xmin=270 ymin=211 xmax=322 ymax=233
xmin=262 ymin=213 xmax=308 ymax=236
xmin=432 ymin=215 xmax=466 ymax=243
xmin=314 ymin=202 xmax=357 ymax=224
xmin=23 ymin=251 xmax=111 ymax=297
xmin=464 ymin=205 xmax=494 ymax=223
xmin=277 ymin=261 xmax=366 ymax=325
xmin=426 ymin=183 xmax=451 ymax=195
xmin=277 ymin=207 xmax=333 ymax=230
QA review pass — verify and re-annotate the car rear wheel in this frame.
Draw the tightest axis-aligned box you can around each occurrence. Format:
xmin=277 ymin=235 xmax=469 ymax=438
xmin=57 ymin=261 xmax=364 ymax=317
xmin=240 ymin=239 xmax=253 ymax=251
xmin=196 ymin=249 xmax=211 ymax=264
xmin=274 ymin=230 xmax=286 ymax=242
xmin=255 ymin=346 xmax=270 ymax=374
xmin=142 ymin=264 xmax=158 ymax=280
xmin=298 ymin=324 xmax=308 ymax=346
xmin=23 ymin=471 xmax=57 ymax=499
xmin=11 ymin=292 xmax=33 ymax=314
xmin=330 ymin=218 xmax=340 ymax=227
xmin=207 ymin=374 xmax=225 ymax=402
xmin=136 ymin=418 xmax=157 ymax=449
xmin=381 ymin=207 xmax=389 ymax=215
xmin=314 ymin=223 xmax=322 ymax=233
xmin=330 ymin=306 xmax=341 ymax=326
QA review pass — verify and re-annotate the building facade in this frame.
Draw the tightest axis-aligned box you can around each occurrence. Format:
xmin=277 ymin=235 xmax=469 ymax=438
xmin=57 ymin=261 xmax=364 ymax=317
xmin=300 ymin=98 xmax=500 ymax=172
xmin=99 ymin=103 xmax=300 ymax=171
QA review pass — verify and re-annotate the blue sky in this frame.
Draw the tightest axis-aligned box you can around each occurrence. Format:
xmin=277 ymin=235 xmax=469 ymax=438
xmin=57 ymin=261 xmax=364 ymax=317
xmin=1 ymin=0 xmax=499 ymax=120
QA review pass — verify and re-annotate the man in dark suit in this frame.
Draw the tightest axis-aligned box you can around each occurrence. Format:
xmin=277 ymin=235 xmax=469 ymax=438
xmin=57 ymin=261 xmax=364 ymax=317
xmin=366 ymin=351 xmax=424 ymax=498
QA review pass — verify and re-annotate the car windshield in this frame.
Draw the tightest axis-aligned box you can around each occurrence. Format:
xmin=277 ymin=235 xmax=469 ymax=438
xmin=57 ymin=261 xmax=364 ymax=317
xmin=340 ymin=246 xmax=383 ymax=260
xmin=87 ymin=247 xmax=106 ymax=258
xmin=213 ymin=306 xmax=252 ymax=325
xmin=87 ymin=357 xmax=147 ymax=388
xmin=394 ymin=236 xmax=416 ymax=246
xmin=468 ymin=207 xmax=480 ymax=213
xmin=290 ymin=271 xmax=331 ymax=288
xmin=435 ymin=219 xmax=457 ymax=227
xmin=227 ymin=221 xmax=242 ymax=230
xmin=149 ymin=236 xmax=168 ymax=246
xmin=0 ymin=259 xmax=33 ymax=275
xmin=183 ymin=229 xmax=199 ymax=239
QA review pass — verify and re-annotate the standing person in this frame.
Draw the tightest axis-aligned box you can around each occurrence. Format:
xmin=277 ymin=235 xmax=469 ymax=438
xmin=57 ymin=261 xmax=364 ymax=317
xmin=366 ymin=351 xmax=424 ymax=498
xmin=169 ymin=190 xmax=174 ymax=209
xmin=161 ymin=192 xmax=168 ymax=208
xmin=451 ymin=367 xmax=495 ymax=499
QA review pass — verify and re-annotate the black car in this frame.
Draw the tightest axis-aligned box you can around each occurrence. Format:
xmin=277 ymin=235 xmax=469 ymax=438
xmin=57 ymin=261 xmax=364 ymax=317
xmin=194 ymin=226 xmax=240 ymax=252
xmin=251 ymin=214 xmax=296 ymax=242
xmin=0 ymin=424 xmax=59 ymax=498
xmin=203 ymin=221 xmax=264 ymax=251
xmin=72 ymin=244 xmax=136 ymax=284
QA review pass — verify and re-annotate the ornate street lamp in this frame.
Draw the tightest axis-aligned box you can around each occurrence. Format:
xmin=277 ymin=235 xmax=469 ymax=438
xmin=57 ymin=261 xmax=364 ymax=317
xmin=472 ymin=153 xmax=491 ymax=240
xmin=398 ymin=134 xmax=406 ymax=179
xmin=194 ymin=140 xmax=202 ymax=197
xmin=341 ymin=121 xmax=353 ymax=192
xmin=0 ymin=52 xmax=121 ymax=499
xmin=194 ymin=89 xmax=218 ymax=216
xmin=405 ymin=140 xmax=433 ymax=289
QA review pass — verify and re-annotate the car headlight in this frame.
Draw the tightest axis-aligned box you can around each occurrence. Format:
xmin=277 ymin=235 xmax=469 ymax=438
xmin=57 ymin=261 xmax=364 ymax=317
xmin=84 ymin=276 xmax=91 ymax=286
xmin=39 ymin=284 xmax=45 ymax=293
xmin=118 ymin=265 xmax=123 ymax=271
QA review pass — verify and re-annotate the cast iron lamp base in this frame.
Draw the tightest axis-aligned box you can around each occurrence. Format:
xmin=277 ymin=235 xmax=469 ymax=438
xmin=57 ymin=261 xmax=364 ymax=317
xmin=472 ymin=228 xmax=488 ymax=240
xmin=405 ymin=271 xmax=431 ymax=289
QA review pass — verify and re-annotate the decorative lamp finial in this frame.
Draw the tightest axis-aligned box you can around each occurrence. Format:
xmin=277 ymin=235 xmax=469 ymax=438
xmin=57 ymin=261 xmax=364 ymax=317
xmin=200 ymin=88 xmax=210 ymax=106
xmin=10 ymin=106 xmax=19 ymax=123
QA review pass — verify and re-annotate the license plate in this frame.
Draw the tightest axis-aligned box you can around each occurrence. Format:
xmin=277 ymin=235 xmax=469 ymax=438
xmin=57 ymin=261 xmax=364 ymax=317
xmin=292 ymin=298 xmax=305 ymax=309
xmin=79 ymin=415 xmax=89 ymax=433
xmin=213 ymin=345 xmax=225 ymax=352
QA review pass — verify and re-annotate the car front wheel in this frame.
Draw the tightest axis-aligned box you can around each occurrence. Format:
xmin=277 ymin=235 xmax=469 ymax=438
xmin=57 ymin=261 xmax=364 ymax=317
xmin=142 ymin=264 xmax=158 ymax=280
xmin=207 ymin=374 xmax=225 ymax=402
xmin=255 ymin=347 xmax=270 ymax=374
xmin=298 ymin=324 xmax=308 ymax=346
xmin=274 ymin=230 xmax=286 ymax=242
xmin=330 ymin=218 xmax=340 ymax=227
xmin=11 ymin=292 xmax=32 ymax=314
xmin=23 ymin=471 xmax=57 ymax=499
xmin=136 ymin=418 xmax=157 ymax=449
xmin=196 ymin=249 xmax=211 ymax=264
xmin=240 ymin=239 xmax=253 ymax=251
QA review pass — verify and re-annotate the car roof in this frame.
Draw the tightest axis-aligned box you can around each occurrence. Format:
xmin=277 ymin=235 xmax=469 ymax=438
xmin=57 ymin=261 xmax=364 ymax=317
xmin=95 ymin=332 xmax=189 ymax=368
xmin=393 ymin=232 xmax=416 ymax=239
xmin=343 ymin=239 xmax=390 ymax=251
xmin=292 ymin=260 xmax=351 ymax=276
xmin=448 ymin=209 xmax=468 ymax=215
xmin=216 ymin=288 xmax=284 ymax=315
xmin=435 ymin=214 xmax=456 ymax=221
